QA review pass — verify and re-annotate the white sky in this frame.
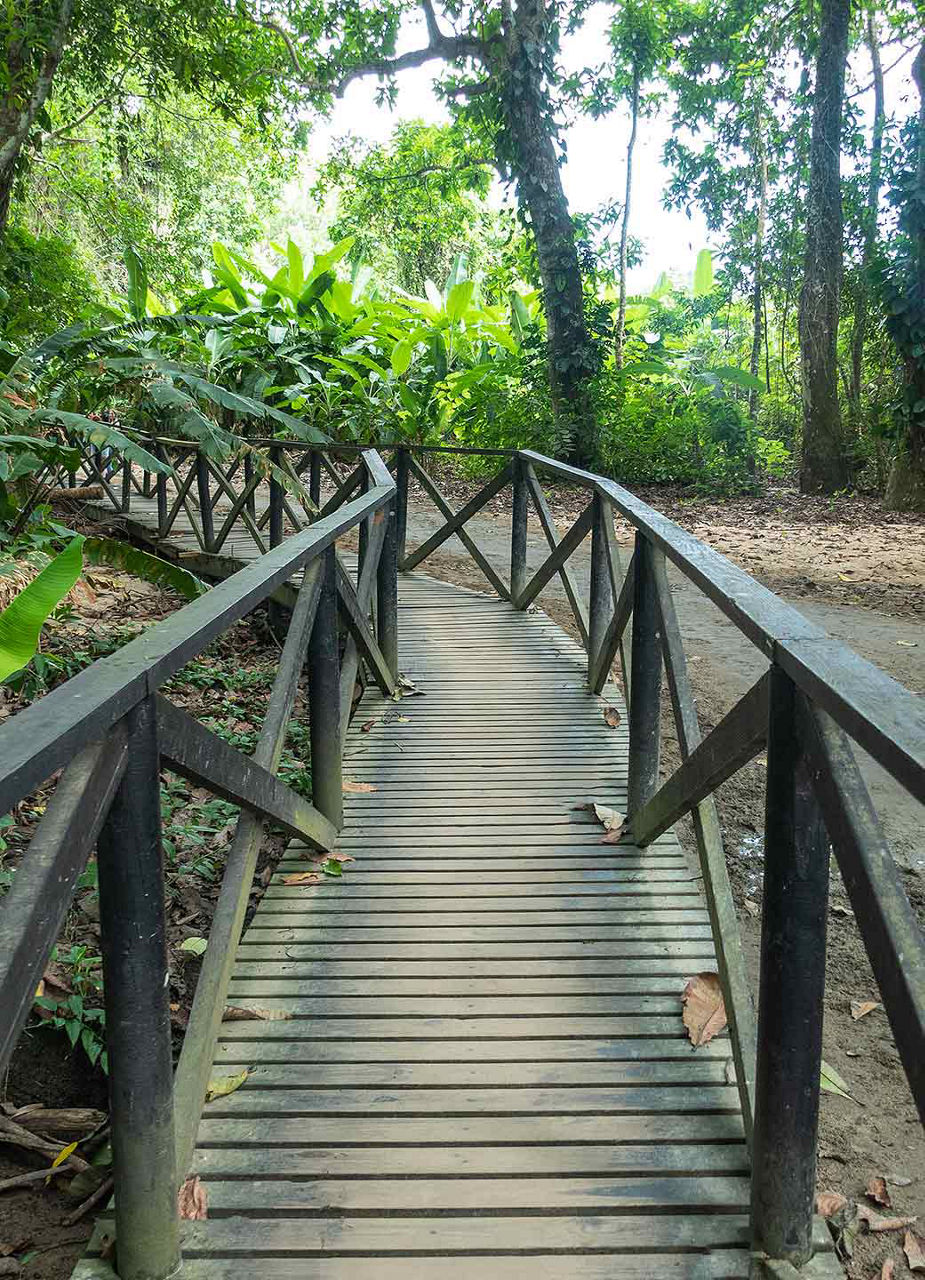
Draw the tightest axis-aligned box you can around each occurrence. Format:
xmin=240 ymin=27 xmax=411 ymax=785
xmin=286 ymin=3 xmax=913 ymax=295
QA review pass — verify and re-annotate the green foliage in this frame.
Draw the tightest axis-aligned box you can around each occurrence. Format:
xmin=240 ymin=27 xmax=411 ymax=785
xmin=0 ymin=226 xmax=100 ymax=344
xmin=34 ymin=944 xmax=107 ymax=1072
xmin=0 ymin=537 xmax=84 ymax=682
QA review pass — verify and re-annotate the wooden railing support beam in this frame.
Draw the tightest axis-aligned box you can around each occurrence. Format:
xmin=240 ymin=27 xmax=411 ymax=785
xmin=308 ymin=546 xmax=343 ymax=830
xmin=377 ymin=498 xmax=400 ymax=680
xmin=510 ymin=455 xmax=529 ymax=607
xmin=627 ymin=533 xmax=663 ymax=812
xmin=751 ymin=667 xmax=829 ymax=1268
xmin=96 ymin=697 xmax=180 ymax=1280
xmin=588 ymin=495 xmax=613 ymax=678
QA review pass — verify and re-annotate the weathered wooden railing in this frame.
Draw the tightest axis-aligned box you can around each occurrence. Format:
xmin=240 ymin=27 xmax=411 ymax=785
xmin=388 ymin=442 xmax=925 ymax=1273
xmin=16 ymin=432 xmax=925 ymax=1274
xmin=0 ymin=447 xmax=398 ymax=1280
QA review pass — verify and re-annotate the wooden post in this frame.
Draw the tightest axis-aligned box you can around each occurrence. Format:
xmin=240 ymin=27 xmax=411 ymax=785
xmin=156 ymin=443 xmax=168 ymax=538
xmin=196 ymin=453 xmax=215 ymax=552
xmin=95 ymin=697 xmax=180 ymax=1280
xmin=243 ymin=449 xmax=256 ymax=520
xmin=396 ymin=447 xmax=409 ymax=567
xmin=308 ymin=547 xmax=343 ymax=830
xmin=309 ymin=452 xmax=322 ymax=510
xmin=751 ymin=666 xmax=830 ymax=1267
xmin=120 ymin=456 xmax=132 ymax=514
xmin=269 ymin=447 xmax=283 ymax=549
xmin=511 ymin=455 xmax=529 ymax=607
xmin=588 ymin=494 xmax=612 ymax=680
xmin=377 ymin=501 xmax=400 ymax=681
xmin=627 ymin=532 xmax=662 ymax=813
xmin=357 ymin=470 xmax=369 ymax=582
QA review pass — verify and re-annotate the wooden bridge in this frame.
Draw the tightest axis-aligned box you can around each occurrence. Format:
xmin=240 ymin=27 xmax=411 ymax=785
xmin=1 ymin=438 xmax=923 ymax=1280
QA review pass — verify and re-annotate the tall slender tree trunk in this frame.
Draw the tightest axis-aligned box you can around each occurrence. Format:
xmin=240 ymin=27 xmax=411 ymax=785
xmin=798 ymin=0 xmax=851 ymax=493
xmin=749 ymin=118 xmax=768 ymax=420
xmin=615 ymin=70 xmax=640 ymax=372
xmin=0 ymin=0 xmax=74 ymax=243
xmin=884 ymin=40 xmax=925 ymax=511
xmin=503 ymin=0 xmax=598 ymax=467
xmin=849 ymin=14 xmax=885 ymax=417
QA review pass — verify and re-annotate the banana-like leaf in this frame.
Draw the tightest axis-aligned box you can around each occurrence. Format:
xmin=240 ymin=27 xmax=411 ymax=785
xmin=287 ymin=240 xmax=304 ymax=296
xmin=391 ymin=339 xmax=414 ymax=376
xmin=0 ymin=537 xmax=84 ymax=682
xmin=125 ymin=247 xmax=148 ymax=321
xmin=83 ymin=538 xmax=207 ymax=600
xmin=445 ymin=252 xmax=468 ymax=293
xmin=446 ymin=280 xmax=475 ymax=324
xmin=28 ymin=410 xmax=169 ymax=474
xmin=693 ymin=249 xmax=714 ymax=298
xmin=712 ymin=365 xmax=764 ymax=393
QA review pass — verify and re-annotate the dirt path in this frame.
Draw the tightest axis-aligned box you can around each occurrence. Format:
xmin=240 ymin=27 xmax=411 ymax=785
xmin=400 ymin=496 xmax=924 ymax=1279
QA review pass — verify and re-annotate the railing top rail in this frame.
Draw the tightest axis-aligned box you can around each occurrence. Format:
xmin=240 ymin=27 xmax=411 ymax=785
xmin=520 ymin=450 xmax=925 ymax=804
xmin=0 ymin=477 xmax=394 ymax=815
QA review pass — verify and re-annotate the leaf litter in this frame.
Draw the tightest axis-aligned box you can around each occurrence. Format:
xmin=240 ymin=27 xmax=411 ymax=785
xmin=681 ymin=973 xmax=727 ymax=1047
xmin=178 ymin=1175 xmax=208 ymax=1220
xmin=205 ymin=1069 xmax=251 ymax=1102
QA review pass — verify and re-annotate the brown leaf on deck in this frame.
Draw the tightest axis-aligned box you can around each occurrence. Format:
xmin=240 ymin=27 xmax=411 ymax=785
xmin=178 ymin=1175 xmax=208 ymax=1220
xmin=281 ymin=871 xmax=321 ymax=886
xmin=602 ymin=706 xmax=621 ymax=728
xmin=222 ymin=1006 xmax=292 ymax=1022
xmin=851 ymin=1000 xmax=882 ymax=1021
xmin=343 ymin=779 xmax=377 ymax=793
xmin=815 ymin=1191 xmax=848 ymax=1218
xmin=681 ymin=972 xmax=727 ymax=1047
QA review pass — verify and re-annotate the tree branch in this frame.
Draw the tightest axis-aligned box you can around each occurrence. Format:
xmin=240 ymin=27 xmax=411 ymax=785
xmin=240 ymin=5 xmax=304 ymax=78
xmin=0 ymin=0 xmax=75 ymax=173
xmin=363 ymin=156 xmax=494 ymax=184
xmin=47 ymin=60 xmax=132 ymax=141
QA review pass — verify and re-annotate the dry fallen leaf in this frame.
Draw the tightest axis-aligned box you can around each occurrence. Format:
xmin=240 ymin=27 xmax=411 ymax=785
xmin=857 ymin=1206 xmax=917 ymax=1233
xmin=360 ymin=719 xmax=376 ymax=733
xmin=681 ymin=972 xmax=727 ymax=1047
xmin=867 ymin=1176 xmax=892 ymax=1208
xmin=821 ymin=1060 xmax=859 ymax=1103
xmin=343 ymin=779 xmax=377 ymax=793
xmin=282 ymin=872 xmax=321 ymax=886
xmin=815 ymin=1191 xmax=848 ymax=1218
xmin=312 ymin=852 xmax=354 ymax=865
xmin=904 ymin=1230 xmax=925 ymax=1272
xmin=602 ymin=706 xmax=621 ymax=728
xmin=205 ymin=1068 xmax=251 ymax=1102
xmin=178 ymin=1175 xmax=208 ymax=1220
xmin=222 ymin=1006 xmax=292 ymax=1022
xmin=851 ymin=1000 xmax=882 ymax=1021
xmin=881 ymin=1260 xmax=895 ymax=1280
xmin=592 ymin=802 xmax=625 ymax=831
xmin=743 ymin=898 xmax=760 ymax=917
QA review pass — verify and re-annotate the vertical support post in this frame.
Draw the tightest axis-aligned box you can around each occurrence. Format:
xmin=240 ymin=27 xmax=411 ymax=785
xmin=195 ymin=453 xmax=215 ymax=552
xmin=377 ymin=499 xmax=400 ymax=680
xmin=588 ymin=494 xmax=612 ymax=680
xmin=510 ymin=455 xmax=529 ymax=607
xmin=309 ymin=452 xmax=322 ymax=510
xmin=308 ymin=546 xmax=343 ymax=830
xmin=627 ymin=532 xmax=663 ymax=814
xmin=120 ymin=455 xmax=132 ymax=514
xmin=357 ymin=470 xmax=369 ymax=582
xmin=751 ymin=666 xmax=829 ymax=1268
xmin=268 ymin=447 xmax=283 ymax=549
xmin=156 ymin=444 xmax=168 ymax=538
xmin=396 ymin=447 xmax=409 ymax=568
xmin=243 ymin=449 xmax=256 ymax=520
xmin=96 ymin=698 xmax=179 ymax=1280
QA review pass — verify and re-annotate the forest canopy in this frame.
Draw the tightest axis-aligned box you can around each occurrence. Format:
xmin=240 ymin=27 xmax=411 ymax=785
xmin=2 ymin=0 xmax=924 ymax=505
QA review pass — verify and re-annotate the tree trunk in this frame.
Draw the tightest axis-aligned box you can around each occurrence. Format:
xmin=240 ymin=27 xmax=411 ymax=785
xmin=884 ymin=40 xmax=925 ymax=512
xmin=798 ymin=0 xmax=851 ymax=493
xmin=749 ymin=119 xmax=768 ymax=420
xmin=502 ymin=0 xmax=598 ymax=467
xmin=849 ymin=15 xmax=885 ymax=418
xmin=615 ymin=71 xmax=639 ymax=372
xmin=0 ymin=0 xmax=74 ymax=243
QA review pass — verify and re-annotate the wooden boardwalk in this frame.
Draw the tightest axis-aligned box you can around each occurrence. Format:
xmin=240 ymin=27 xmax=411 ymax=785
xmin=74 ymin=486 xmax=843 ymax=1278
xmin=186 ymin=573 xmax=759 ymax=1277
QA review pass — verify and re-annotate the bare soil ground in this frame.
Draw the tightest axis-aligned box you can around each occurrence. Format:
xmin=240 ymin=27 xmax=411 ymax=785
xmin=405 ymin=474 xmax=924 ymax=1279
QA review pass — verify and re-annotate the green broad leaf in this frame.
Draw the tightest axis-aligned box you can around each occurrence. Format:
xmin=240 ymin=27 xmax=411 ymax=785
xmin=820 ymin=1060 xmax=859 ymax=1102
xmin=446 ymin=280 xmax=475 ymax=324
xmin=287 ymin=240 xmax=304 ymax=295
xmin=713 ymin=365 xmax=764 ymax=392
xmin=391 ymin=339 xmax=414 ymax=376
xmin=430 ymin=332 xmax=448 ymax=380
xmin=179 ymin=936 xmax=207 ymax=956
xmin=83 ymin=539 xmax=207 ymax=600
xmin=627 ymin=360 xmax=671 ymax=376
xmin=311 ymin=235 xmax=355 ymax=277
xmin=510 ymin=291 xmax=532 ymax=342
xmin=693 ymin=248 xmax=714 ymax=298
xmin=424 ymin=279 xmax=444 ymax=312
xmin=0 ymin=537 xmax=84 ymax=683
xmin=124 ymin=246 xmax=148 ymax=321
xmin=445 ymin=251 xmax=468 ymax=293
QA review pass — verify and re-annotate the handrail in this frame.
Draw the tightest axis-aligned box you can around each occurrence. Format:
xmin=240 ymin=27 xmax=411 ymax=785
xmin=0 ymin=445 xmax=399 ymax=1280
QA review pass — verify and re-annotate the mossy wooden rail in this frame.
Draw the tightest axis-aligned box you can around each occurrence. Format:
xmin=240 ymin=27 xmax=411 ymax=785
xmin=0 ymin=437 xmax=922 ymax=1279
